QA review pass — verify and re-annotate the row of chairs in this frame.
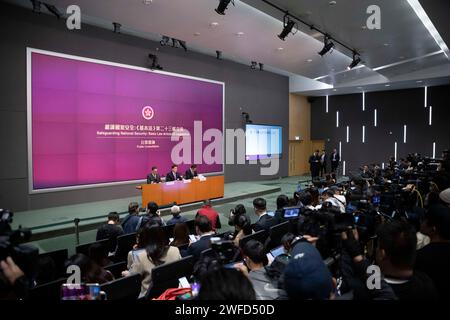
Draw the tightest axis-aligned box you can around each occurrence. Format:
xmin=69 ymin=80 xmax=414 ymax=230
xmin=30 ymin=218 xmax=297 ymax=300
xmin=29 ymin=256 xmax=195 ymax=300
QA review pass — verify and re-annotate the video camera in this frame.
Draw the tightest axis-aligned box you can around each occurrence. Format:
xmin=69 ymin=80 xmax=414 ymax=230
xmin=0 ymin=209 xmax=38 ymax=293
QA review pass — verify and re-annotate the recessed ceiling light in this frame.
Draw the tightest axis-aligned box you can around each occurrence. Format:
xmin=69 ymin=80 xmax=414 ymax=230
xmin=416 ymin=80 xmax=423 ymax=83
xmin=143 ymin=0 xmax=153 ymax=4
xmin=383 ymin=43 xmax=389 ymax=46
xmin=235 ymin=32 xmax=244 ymax=37
xmin=194 ymin=32 xmax=200 ymax=36
xmin=385 ymin=84 xmax=391 ymax=87
xmin=277 ymin=47 xmax=284 ymax=51
xmin=357 ymin=86 xmax=363 ymax=89
xmin=306 ymin=59 xmax=313 ymax=62
xmin=329 ymin=1 xmax=337 ymax=5
xmin=333 ymin=89 xmax=337 ymax=91
xmin=210 ymin=22 xmax=219 ymax=27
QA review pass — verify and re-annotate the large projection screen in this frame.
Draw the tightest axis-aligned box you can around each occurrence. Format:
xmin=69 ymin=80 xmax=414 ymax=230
xmin=27 ymin=48 xmax=224 ymax=193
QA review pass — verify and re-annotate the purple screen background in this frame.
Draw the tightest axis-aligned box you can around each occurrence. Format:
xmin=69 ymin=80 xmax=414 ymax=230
xmin=31 ymin=52 xmax=223 ymax=190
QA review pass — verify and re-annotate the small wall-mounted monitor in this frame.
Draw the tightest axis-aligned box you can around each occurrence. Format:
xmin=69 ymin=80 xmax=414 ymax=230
xmin=245 ymin=124 xmax=282 ymax=160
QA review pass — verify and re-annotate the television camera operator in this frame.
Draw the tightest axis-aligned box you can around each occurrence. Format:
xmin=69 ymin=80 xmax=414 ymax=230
xmin=0 ymin=209 xmax=38 ymax=300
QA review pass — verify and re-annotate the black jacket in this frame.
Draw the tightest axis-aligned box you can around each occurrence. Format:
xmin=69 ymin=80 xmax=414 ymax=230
xmin=147 ymin=173 xmax=161 ymax=184
xmin=184 ymin=169 xmax=198 ymax=180
xmin=253 ymin=214 xmax=276 ymax=233
xmin=330 ymin=152 xmax=340 ymax=163
xmin=165 ymin=171 xmax=183 ymax=182
xmin=186 ymin=234 xmax=213 ymax=261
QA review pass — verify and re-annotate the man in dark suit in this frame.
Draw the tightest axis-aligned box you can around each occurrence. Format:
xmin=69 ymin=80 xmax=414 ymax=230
xmin=146 ymin=166 xmax=161 ymax=184
xmin=330 ymin=148 xmax=340 ymax=174
xmin=319 ymin=150 xmax=327 ymax=177
xmin=165 ymin=164 xmax=183 ymax=182
xmin=309 ymin=150 xmax=321 ymax=180
xmin=184 ymin=164 xmax=198 ymax=180
xmin=186 ymin=215 xmax=215 ymax=261
xmin=252 ymin=198 xmax=275 ymax=232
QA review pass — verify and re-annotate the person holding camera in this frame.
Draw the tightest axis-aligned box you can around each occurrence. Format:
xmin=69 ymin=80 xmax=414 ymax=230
xmin=0 ymin=257 xmax=30 ymax=300
xmin=341 ymin=221 xmax=437 ymax=300
xmin=234 ymin=240 xmax=284 ymax=300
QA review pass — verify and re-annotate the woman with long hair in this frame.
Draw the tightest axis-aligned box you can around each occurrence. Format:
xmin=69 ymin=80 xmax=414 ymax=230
xmin=125 ymin=225 xmax=181 ymax=298
xmin=169 ymin=223 xmax=190 ymax=247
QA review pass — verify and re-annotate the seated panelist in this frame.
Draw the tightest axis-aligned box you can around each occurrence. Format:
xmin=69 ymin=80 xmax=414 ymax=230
xmin=165 ymin=164 xmax=183 ymax=182
xmin=147 ymin=166 xmax=161 ymax=184
xmin=184 ymin=164 xmax=198 ymax=180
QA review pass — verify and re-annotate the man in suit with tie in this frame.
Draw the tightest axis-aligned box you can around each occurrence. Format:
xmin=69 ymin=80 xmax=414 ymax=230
xmin=184 ymin=164 xmax=198 ymax=180
xmin=252 ymin=198 xmax=275 ymax=232
xmin=147 ymin=166 xmax=162 ymax=184
xmin=165 ymin=164 xmax=183 ymax=182
xmin=186 ymin=215 xmax=215 ymax=261
xmin=330 ymin=149 xmax=340 ymax=174
xmin=309 ymin=150 xmax=321 ymax=180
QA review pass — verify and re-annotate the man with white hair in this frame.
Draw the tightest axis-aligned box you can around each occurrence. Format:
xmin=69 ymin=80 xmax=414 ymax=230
xmin=439 ymin=188 xmax=450 ymax=208
xmin=166 ymin=205 xmax=188 ymax=225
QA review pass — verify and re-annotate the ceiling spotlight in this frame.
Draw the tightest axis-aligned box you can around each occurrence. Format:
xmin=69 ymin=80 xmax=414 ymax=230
xmin=259 ymin=63 xmax=264 ymax=71
xmin=250 ymin=61 xmax=257 ymax=69
xmin=318 ymin=35 xmax=335 ymax=56
xmin=278 ymin=14 xmax=296 ymax=41
xmin=43 ymin=3 xmax=63 ymax=19
xmin=112 ymin=22 xmax=121 ymax=33
xmin=30 ymin=0 xmax=41 ymax=13
xmin=215 ymin=0 xmax=234 ymax=15
xmin=160 ymin=35 xmax=170 ymax=46
xmin=216 ymin=50 xmax=222 ymax=60
xmin=148 ymin=53 xmax=163 ymax=70
xmin=347 ymin=51 xmax=361 ymax=69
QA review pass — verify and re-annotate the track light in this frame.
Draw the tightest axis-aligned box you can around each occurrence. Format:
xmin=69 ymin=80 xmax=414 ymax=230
xmin=348 ymin=51 xmax=361 ymax=69
xmin=278 ymin=15 xmax=296 ymax=41
xmin=216 ymin=50 xmax=222 ymax=60
xmin=30 ymin=0 xmax=41 ymax=13
xmin=148 ymin=53 xmax=163 ymax=70
xmin=113 ymin=22 xmax=121 ymax=33
xmin=215 ymin=0 xmax=234 ymax=15
xmin=318 ymin=36 xmax=334 ymax=56
xmin=43 ymin=3 xmax=63 ymax=19
xmin=259 ymin=63 xmax=264 ymax=71
xmin=250 ymin=61 xmax=257 ymax=69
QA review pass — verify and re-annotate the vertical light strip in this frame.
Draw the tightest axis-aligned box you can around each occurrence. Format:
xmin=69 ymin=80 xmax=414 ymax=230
xmin=424 ymin=86 xmax=428 ymax=107
xmin=394 ymin=142 xmax=398 ymax=162
xmin=342 ymin=160 xmax=346 ymax=176
xmin=336 ymin=111 xmax=339 ymax=127
xmin=362 ymin=125 xmax=365 ymax=143
xmin=374 ymin=109 xmax=377 ymax=127
xmin=432 ymin=142 xmax=436 ymax=158
xmin=382 ymin=162 xmax=385 ymax=169
xmin=346 ymin=126 xmax=349 ymax=143
xmin=403 ymin=125 xmax=407 ymax=143
xmin=339 ymin=141 xmax=342 ymax=157
xmin=362 ymin=92 xmax=365 ymax=111
xmin=429 ymin=106 xmax=432 ymax=125
xmin=326 ymin=95 xmax=329 ymax=113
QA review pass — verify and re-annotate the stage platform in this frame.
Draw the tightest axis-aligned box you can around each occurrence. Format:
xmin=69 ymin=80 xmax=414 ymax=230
xmin=13 ymin=175 xmax=319 ymax=255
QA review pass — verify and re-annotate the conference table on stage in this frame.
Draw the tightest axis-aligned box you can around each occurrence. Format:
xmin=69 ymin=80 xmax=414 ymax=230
xmin=140 ymin=175 xmax=224 ymax=206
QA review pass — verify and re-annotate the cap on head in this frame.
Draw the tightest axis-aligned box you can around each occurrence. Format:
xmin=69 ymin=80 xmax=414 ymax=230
xmin=284 ymin=242 xmax=333 ymax=300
